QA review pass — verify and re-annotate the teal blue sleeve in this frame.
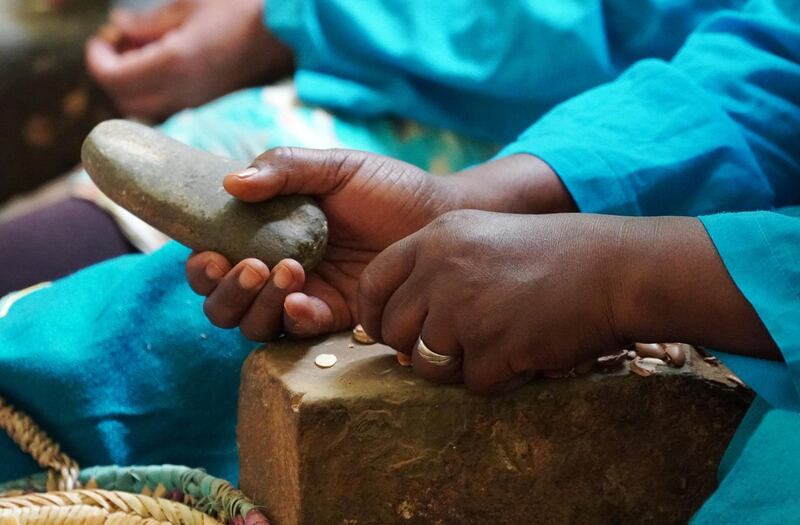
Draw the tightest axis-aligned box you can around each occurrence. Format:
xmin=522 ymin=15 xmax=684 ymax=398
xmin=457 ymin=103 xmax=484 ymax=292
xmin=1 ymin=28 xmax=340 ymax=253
xmin=499 ymin=0 xmax=800 ymax=215
xmin=265 ymin=0 xmax=742 ymax=142
xmin=699 ymin=207 xmax=800 ymax=410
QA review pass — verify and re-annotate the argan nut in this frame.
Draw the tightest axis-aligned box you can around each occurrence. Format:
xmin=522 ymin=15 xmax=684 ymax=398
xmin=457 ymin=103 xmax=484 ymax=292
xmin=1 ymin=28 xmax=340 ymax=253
xmin=314 ymin=353 xmax=337 ymax=369
xmin=353 ymin=324 xmax=376 ymax=345
xmin=596 ymin=350 xmax=628 ymax=370
xmin=664 ymin=343 xmax=686 ymax=368
xmin=726 ymin=374 xmax=747 ymax=389
xmin=98 ymin=23 xmax=123 ymax=45
xmin=629 ymin=357 xmax=655 ymax=378
xmin=634 ymin=342 xmax=666 ymax=360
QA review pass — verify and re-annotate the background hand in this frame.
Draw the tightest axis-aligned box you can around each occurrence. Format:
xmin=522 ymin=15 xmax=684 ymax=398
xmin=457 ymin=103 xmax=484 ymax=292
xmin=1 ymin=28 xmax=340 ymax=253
xmin=86 ymin=0 xmax=293 ymax=118
xmin=357 ymin=210 xmax=628 ymax=394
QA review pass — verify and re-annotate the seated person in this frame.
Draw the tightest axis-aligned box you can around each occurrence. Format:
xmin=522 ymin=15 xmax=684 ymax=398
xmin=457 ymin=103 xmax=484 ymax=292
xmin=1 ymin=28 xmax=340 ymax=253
xmin=0 ymin=0 xmax=737 ymax=295
xmin=2 ymin=0 xmax=796 ymax=522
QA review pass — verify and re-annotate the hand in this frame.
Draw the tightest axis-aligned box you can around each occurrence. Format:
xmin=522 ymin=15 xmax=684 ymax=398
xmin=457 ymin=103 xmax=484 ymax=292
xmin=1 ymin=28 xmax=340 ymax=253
xmin=186 ymin=148 xmax=458 ymax=341
xmin=86 ymin=0 xmax=293 ymax=118
xmin=357 ymin=210 xmax=629 ymax=394
xmin=358 ymin=211 xmax=781 ymax=394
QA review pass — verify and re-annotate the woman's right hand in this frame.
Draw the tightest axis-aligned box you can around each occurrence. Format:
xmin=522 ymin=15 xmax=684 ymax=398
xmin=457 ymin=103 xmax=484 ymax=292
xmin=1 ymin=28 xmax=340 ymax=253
xmin=86 ymin=0 xmax=293 ymax=119
xmin=185 ymin=148 xmax=459 ymax=341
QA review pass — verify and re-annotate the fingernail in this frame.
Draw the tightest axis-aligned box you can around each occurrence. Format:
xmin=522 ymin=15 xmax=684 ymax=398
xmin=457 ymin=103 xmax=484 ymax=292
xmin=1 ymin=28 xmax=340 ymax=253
xmin=231 ymin=167 xmax=258 ymax=179
xmin=205 ymin=262 xmax=224 ymax=280
xmin=272 ymin=264 xmax=293 ymax=290
xmin=238 ymin=266 xmax=263 ymax=289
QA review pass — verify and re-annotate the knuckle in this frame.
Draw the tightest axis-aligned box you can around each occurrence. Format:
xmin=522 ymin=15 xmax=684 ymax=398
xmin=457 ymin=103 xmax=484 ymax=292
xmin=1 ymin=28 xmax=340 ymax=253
xmin=265 ymin=146 xmax=296 ymax=165
xmin=463 ymin=368 xmax=496 ymax=396
xmin=380 ymin=320 xmax=409 ymax=353
xmin=239 ymin=323 xmax=274 ymax=342
xmin=203 ymin=299 xmax=237 ymax=328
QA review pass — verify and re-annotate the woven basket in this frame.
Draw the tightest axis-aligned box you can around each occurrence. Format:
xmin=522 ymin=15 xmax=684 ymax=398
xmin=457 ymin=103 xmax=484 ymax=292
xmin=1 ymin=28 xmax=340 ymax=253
xmin=0 ymin=395 xmax=270 ymax=525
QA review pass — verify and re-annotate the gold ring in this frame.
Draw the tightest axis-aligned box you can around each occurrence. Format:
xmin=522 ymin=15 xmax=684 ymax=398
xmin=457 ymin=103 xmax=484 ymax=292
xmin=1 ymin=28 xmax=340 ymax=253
xmin=416 ymin=338 xmax=458 ymax=366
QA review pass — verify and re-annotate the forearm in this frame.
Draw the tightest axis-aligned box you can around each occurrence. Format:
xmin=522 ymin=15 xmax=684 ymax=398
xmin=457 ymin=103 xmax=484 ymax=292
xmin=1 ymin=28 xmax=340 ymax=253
xmin=613 ymin=216 xmax=781 ymax=360
xmin=445 ymin=154 xmax=577 ymax=215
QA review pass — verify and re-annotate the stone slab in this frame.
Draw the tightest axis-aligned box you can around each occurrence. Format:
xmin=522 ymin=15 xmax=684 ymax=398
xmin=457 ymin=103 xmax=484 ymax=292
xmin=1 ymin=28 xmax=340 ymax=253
xmin=238 ymin=333 xmax=752 ymax=525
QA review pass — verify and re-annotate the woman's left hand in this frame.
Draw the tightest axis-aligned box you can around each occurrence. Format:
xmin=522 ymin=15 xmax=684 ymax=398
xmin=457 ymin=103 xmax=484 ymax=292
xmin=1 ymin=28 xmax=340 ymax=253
xmin=357 ymin=210 xmax=631 ymax=394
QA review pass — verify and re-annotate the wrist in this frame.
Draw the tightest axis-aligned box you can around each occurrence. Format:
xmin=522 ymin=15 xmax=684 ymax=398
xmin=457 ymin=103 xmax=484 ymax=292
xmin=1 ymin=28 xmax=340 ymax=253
xmin=610 ymin=216 xmax=780 ymax=359
xmin=444 ymin=154 xmax=577 ymax=215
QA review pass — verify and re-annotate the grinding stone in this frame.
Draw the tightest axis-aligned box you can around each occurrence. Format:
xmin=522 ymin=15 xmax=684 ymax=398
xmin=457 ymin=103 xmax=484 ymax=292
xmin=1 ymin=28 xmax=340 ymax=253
xmin=81 ymin=120 xmax=328 ymax=269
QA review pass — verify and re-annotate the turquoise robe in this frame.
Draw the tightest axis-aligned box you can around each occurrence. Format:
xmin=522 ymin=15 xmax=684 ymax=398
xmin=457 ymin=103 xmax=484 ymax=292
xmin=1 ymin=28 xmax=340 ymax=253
xmin=268 ymin=0 xmax=743 ymax=142
xmin=0 ymin=1 xmax=796 ymax=520
xmin=497 ymin=0 xmax=800 ymax=520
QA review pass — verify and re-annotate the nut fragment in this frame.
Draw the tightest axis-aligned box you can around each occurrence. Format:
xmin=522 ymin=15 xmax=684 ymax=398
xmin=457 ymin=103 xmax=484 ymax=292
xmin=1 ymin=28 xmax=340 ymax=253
xmin=703 ymin=356 xmax=720 ymax=366
xmin=627 ymin=350 xmax=637 ymax=360
xmin=640 ymin=357 xmax=667 ymax=366
xmin=726 ymin=374 xmax=747 ymax=389
xmin=664 ymin=343 xmax=687 ymax=368
xmin=596 ymin=350 xmax=628 ymax=370
xmin=352 ymin=324 xmax=376 ymax=344
xmin=98 ymin=24 xmax=123 ymax=46
xmin=396 ymin=352 xmax=413 ymax=367
xmin=314 ymin=353 xmax=338 ymax=368
xmin=634 ymin=342 xmax=666 ymax=359
xmin=629 ymin=357 xmax=655 ymax=377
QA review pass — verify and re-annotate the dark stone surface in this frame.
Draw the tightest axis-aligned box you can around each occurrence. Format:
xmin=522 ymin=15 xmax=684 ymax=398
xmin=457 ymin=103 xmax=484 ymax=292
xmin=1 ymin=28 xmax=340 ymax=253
xmin=238 ymin=333 xmax=753 ymax=525
xmin=82 ymin=120 xmax=328 ymax=268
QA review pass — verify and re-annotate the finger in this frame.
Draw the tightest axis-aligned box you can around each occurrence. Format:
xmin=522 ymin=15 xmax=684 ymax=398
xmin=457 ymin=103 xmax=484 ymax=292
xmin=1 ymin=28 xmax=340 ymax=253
xmin=413 ymin=312 xmax=463 ymax=385
xmin=186 ymin=251 xmax=232 ymax=296
xmin=283 ymin=292 xmax=337 ymax=338
xmin=238 ymin=259 xmax=305 ymax=341
xmin=85 ymin=36 xmax=175 ymax=95
xmin=203 ymin=259 xmax=269 ymax=328
xmin=283 ymin=272 xmax=353 ymax=337
xmin=110 ymin=2 xmax=191 ymax=45
xmin=224 ymin=147 xmax=369 ymax=202
xmin=462 ymin=347 xmax=520 ymax=396
xmin=115 ymin=90 xmax=175 ymax=119
xmin=357 ymin=235 xmax=419 ymax=343
xmin=379 ymin=277 xmax=428 ymax=355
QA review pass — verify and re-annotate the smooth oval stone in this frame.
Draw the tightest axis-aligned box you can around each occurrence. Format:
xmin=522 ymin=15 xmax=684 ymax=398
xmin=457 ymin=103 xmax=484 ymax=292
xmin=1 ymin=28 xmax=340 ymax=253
xmin=82 ymin=119 xmax=328 ymax=269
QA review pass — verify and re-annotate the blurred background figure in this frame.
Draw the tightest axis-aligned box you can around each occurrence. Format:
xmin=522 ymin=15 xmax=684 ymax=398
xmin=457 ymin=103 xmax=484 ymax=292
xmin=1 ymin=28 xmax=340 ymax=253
xmin=0 ymin=0 xmax=164 ymax=204
xmin=0 ymin=0 xmax=740 ymax=296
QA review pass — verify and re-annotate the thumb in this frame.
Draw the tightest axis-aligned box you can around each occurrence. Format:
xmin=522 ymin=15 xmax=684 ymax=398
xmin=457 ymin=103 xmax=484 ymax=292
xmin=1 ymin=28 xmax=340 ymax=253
xmin=224 ymin=147 xmax=367 ymax=203
xmin=110 ymin=2 xmax=191 ymax=45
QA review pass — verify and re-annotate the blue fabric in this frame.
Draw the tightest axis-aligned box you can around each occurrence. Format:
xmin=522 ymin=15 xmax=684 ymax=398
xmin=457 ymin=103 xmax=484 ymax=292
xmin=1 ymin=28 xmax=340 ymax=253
xmin=691 ymin=406 xmax=800 ymax=523
xmin=0 ymin=243 xmax=258 ymax=484
xmin=498 ymin=0 xmax=800 ymax=216
xmin=266 ymin=0 xmax=742 ymax=142
xmin=701 ymin=207 xmax=800 ymax=412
